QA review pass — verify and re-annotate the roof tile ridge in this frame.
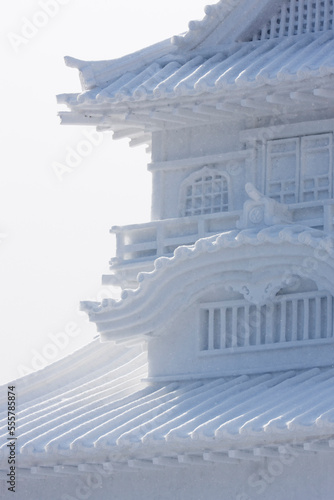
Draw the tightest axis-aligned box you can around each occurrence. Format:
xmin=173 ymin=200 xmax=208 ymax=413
xmin=64 ymin=38 xmax=178 ymax=91
xmin=141 ymin=375 xmax=249 ymax=444
xmin=18 ymin=379 xmax=152 ymax=454
xmin=240 ymin=371 xmax=328 ymax=434
xmin=82 ymin=224 xmax=334 ymax=319
xmin=116 ymin=382 xmax=218 ymax=446
xmin=14 ymin=361 xmax=148 ymax=428
xmin=58 ymin=386 xmax=167 ymax=452
xmin=93 ymin=383 xmax=194 ymax=449
xmin=262 ymin=377 xmax=334 ymax=435
xmin=171 ymin=0 xmax=241 ymax=50
xmin=167 ymin=374 xmax=274 ymax=442
xmin=13 ymin=346 xmax=143 ymax=413
xmin=68 ymin=384 xmax=181 ymax=452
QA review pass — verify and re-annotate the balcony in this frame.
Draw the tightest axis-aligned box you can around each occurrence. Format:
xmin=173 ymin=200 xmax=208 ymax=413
xmin=103 ymin=199 xmax=334 ymax=289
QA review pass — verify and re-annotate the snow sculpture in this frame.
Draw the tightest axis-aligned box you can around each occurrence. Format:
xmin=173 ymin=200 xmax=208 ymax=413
xmin=237 ymin=183 xmax=292 ymax=228
xmin=1 ymin=2 xmax=334 ymax=499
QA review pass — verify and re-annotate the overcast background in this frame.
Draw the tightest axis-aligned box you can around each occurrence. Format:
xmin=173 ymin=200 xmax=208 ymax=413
xmin=0 ymin=1 xmax=210 ymax=384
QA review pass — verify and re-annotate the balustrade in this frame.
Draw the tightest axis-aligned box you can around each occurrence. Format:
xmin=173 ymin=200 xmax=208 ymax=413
xmin=200 ymin=291 xmax=333 ymax=353
xmin=104 ymin=199 xmax=334 ymax=288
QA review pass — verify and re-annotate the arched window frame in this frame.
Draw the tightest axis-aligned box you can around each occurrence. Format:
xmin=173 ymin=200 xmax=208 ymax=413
xmin=178 ymin=166 xmax=231 ymax=217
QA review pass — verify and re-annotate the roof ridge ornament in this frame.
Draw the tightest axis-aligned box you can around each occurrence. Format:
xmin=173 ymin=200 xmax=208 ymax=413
xmin=237 ymin=183 xmax=292 ymax=229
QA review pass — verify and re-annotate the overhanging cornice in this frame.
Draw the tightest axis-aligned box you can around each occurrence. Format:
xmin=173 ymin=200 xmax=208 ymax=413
xmin=81 ymin=224 xmax=334 ymax=342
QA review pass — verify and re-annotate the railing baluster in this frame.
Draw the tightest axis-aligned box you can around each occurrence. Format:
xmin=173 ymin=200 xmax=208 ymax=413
xmin=315 ymin=296 xmax=321 ymax=339
xmin=297 ymin=0 xmax=304 ymax=34
xmin=291 ymin=299 xmax=298 ymax=341
xmin=220 ymin=308 xmax=226 ymax=349
xmin=255 ymin=306 xmax=261 ymax=345
xmin=200 ymin=291 xmax=333 ymax=352
xmin=314 ymin=0 xmax=321 ymax=31
xmin=303 ymin=298 xmax=309 ymax=340
xmin=327 ymin=295 xmax=333 ymax=339
xmin=208 ymin=309 xmax=214 ymax=350
xmin=266 ymin=304 xmax=273 ymax=344
xmin=324 ymin=0 xmax=331 ymax=29
xmin=288 ymin=0 xmax=297 ymax=36
xmin=244 ymin=305 xmax=250 ymax=347
xmin=279 ymin=2 xmax=287 ymax=36
xmin=306 ymin=0 xmax=313 ymax=32
xmin=232 ymin=307 xmax=238 ymax=347
xmin=280 ymin=300 xmax=286 ymax=342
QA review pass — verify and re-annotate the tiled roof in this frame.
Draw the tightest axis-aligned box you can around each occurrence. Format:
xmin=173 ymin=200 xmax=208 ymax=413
xmin=81 ymin=224 xmax=334 ymax=344
xmin=60 ymin=31 xmax=334 ymax=109
xmin=170 ymin=0 xmax=242 ymax=49
xmin=0 ymin=356 xmax=334 ymax=471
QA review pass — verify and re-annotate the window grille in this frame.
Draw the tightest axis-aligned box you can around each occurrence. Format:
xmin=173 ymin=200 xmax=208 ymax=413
xmin=250 ymin=0 xmax=334 ymax=41
xmin=200 ymin=291 xmax=333 ymax=352
xmin=266 ymin=133 xmax=332 ymax=203
xmin=181 ymin=168 xmax=229 ymax=217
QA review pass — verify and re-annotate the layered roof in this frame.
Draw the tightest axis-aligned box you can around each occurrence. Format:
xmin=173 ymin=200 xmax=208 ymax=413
xmin=0 ymin=338 xmax=333 ymax=476
xmin=58 ymin=0 xmax=334 ymax=146
xmin=6 ymin=0 xmax=334 ymax=480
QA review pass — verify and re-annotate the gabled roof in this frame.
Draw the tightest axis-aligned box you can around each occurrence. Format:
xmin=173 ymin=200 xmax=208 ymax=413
xmin=58 ymin=0 xmax=334 ymax=145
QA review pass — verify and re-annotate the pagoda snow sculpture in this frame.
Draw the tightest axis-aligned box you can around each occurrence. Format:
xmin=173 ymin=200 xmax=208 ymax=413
xmin=1 ymin=1 xmax=334 ymax=499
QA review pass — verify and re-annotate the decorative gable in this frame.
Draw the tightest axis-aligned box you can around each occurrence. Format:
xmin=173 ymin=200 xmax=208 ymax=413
xmin=249 ymin=0 xmax=334 ymax=41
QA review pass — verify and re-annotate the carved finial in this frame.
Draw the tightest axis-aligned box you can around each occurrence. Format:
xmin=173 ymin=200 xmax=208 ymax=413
xmin=244 ymin=182 xmax=264 ymax=202
xmin=237 ymin=183 xmax=292 ymax=229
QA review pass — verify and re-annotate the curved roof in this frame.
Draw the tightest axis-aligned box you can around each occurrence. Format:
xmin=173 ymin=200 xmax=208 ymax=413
xmin=58 ymin=1 xmax=334 ymax=144
xmin=60 ymin=32 xmax=334 ymax=107
xmin=81 ymin=224 xmax=334 ymax=342
xmin=0 ymin=345 xmax=333 ymax=474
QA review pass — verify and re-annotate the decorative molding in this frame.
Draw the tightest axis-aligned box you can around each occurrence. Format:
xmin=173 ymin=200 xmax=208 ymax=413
xmin=81 ymin=223 xmax=334 ymax=346
xmin=240 ymin=117 xmax=334 ymax=144
xmin=237 ymin=183 xmax=292 ymax=229
xmin=147 ymin=150 xmax=251 ymax=172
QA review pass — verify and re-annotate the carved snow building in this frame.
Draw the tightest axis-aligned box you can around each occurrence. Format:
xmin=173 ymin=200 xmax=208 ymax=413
xmin=2 ymin=1 xmax=334 ymax=499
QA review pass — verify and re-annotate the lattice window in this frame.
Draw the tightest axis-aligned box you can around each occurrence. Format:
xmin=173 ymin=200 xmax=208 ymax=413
xmin=180 ymin=167 xmax=229 ymax=217
xmin=250 ymin=0 xmax=334 ymax=41
xmin=200 ymin=291 xmax=333 ymax=352
xmin=301 ymin=135 xmax=332 ymax=201
xmin=266 ymin=133 xmax=332 ymax=203
xmin=266 ymin=138 xmax=299 ymax=203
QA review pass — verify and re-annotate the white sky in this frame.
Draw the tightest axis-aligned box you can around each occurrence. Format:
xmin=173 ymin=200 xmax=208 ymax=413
xmin=0 ymin=1 xmax=210 ymax=384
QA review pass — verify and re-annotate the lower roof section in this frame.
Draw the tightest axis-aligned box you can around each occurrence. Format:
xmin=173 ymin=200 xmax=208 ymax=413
xmin=0 ymin=337 xmax=333 ymax=471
